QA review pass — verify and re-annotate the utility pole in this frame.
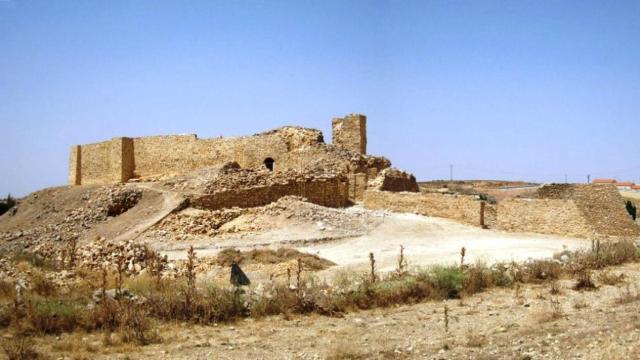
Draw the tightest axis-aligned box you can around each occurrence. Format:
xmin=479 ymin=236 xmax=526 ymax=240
xmin=564 ymin=174 xmax=568 ymax=183
xmin=450 ymin=164 xmax=453 ymax=181
xmin=587 ymin=174 xmax=590 ymax=184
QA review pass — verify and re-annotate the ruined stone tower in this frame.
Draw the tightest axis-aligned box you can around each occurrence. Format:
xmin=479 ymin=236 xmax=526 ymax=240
xmin=332 ymin=114 xmax=367 ymax=154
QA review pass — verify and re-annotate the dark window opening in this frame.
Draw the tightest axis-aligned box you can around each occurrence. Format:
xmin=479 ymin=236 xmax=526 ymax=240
xmin=264 ymin=157 xmax=275 ymax=171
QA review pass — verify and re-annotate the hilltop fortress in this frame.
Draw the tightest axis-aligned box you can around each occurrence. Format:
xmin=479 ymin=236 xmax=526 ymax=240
xmin=69 ymin=114 xmax=418 ymax=203
xmin=67 ymin=112 xmax=639 ymax=240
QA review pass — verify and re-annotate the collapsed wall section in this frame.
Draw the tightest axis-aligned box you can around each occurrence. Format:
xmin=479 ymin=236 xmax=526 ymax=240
xmin=491 ymin=198 xmax=591 ymax=238
xmin=190 ymin=176 xmax=349 ymax=210
xmin=491 ymin=184 xmax=640 ymax=238
xmin=367 ymin=168 xmax=419 ymax=192
xmin=571 ymin=184 xmax=640 ymax=238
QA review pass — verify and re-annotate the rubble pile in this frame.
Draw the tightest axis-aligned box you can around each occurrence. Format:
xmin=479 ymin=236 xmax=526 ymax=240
xmin=256 ymin=126 xmax=324 ymax=150
xmin=154 ymin=207 xmax=246 ymax=238
xmin=165 ymin=163 xmax=342 ymax=195
xmin=254 ymin=196 xmax=379 ymax=234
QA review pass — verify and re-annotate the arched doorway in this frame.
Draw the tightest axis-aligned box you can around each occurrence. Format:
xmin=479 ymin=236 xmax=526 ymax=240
xmin=263 ymin=157 xmax=275 ymax=171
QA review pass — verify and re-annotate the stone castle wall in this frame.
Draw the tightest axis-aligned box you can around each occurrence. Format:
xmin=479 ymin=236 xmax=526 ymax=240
xmin=363 ymin=184 xmax=640 ymax=239
xmin=332 ymin=114 xmax=367 ymax=154
xmin=363 ymin=190 xmax=482 ymax=226
xmin=70 ymin=115 xmax=375 ymax=188
xmin=190 ymin=176 xmax=349 ymax=210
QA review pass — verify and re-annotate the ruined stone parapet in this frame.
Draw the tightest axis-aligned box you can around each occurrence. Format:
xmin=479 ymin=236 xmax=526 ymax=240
xmin=367 ymin=168 xmax=419 ymax=192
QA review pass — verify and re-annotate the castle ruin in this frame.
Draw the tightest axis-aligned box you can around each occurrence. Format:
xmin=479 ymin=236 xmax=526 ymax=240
xmin=69 ymin=113 xmax=418 ymax=202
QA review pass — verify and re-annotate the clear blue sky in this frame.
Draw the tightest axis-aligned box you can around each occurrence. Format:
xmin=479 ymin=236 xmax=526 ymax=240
xmin=1 ymin=0 xmax=639 ymax=196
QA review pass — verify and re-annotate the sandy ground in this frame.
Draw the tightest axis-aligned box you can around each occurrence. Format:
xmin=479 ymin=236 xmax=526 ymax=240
xmin=160 ymin=209 xmax=590 ymax=274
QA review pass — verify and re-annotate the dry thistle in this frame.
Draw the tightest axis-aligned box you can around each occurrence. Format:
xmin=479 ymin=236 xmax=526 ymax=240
xmin=185 ymin=246 xmax=197 ymax=308
xmin=369 ymin=252 xmax=376 ymax=283
xmin=396 ymin=245 xmax=407 ymax=277
xmin=444 ymin=305 xmax=450 ymax=333
xmin=460 ymin=247 xmax=466 ymax=269
xmin=67 ymin=235 xmax=78 ymax=269
xmin=115 ymin=246 xmax=126 ymax=298
xmin=296 ymin=258 xmax=303 ymax=294
xmin=100 ymin=265 xmax=108 ymax=300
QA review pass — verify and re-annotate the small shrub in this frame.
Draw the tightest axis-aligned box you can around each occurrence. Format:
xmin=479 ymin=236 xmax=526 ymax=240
xmin=88 ymin=298 xmax=121 ymax=332
xmin=12 ymin=252 xmax=57 ymax=271
xmin=597 ymin=271 xmax=625 ymax=286
xmin=118 ymin=303 xmax=153 ymax=345
xmin=615 ymin=284 xmax=640 ymax=305
xmin=536 ymin=298 xmax=564 ymax=323
xmin=573 ymin=270 xmax=597 ymax=291
xmin=1 ymin=335 xmax=39 ymax=360
xmin=524 ymin=260 xmax=563 ymax=282
xmin=28 ymin=299 xmax=83 ymax=334
xmin=572 ymin=297 xmax=588 ymax=309
xmin=430 ymin=266 xmax=462 ymax=299
xmin=462 ymin=261 xmax=493 ymax=296
xmin=626 ymin=200 xmax=637 ymax=221
xmin=30 ymin=271 xmax=57 ymax=297
xmin=465 ymin=331 xmax=486 ymax=348
xmin=549 ymin=281 xmax=562 ymax=295
xmin=326 ymin=340 xmax=367 ymax=360
xmin=0 ymin=279 xmax=15 ymax=301
xmin=574 ymin=241 xmax=638 ymax=269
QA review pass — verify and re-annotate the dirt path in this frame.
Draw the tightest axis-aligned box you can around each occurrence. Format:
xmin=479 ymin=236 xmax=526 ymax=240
xmin=114 ymin=183 xmax=186 ymax=242
xmin=160 ymin=210 xmax=590 ymax=272
xmin=83 ymin=183 xmax=187 ymax=244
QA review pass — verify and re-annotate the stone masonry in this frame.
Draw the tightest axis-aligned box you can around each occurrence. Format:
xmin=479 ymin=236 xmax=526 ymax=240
xmin=332 ymin=114 xmax=367 ymax=154
xmin=70 ymin=114 xmax=376 ymax=187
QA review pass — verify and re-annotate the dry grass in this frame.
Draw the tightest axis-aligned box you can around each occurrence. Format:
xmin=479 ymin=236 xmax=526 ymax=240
xmin=597 ymin=270 xmax=625 ymax=286
xmin=573 ymin=270 xmax=597 ymax=291
xmin=549 ymin=281 xmax=563 ymax=295
xmin=615 ymin=284 xmax=640 ymax=305
xmin=572 ymin=296 xmax=588 ymax=309
xmin=1 ymin=335 xmax=40 ymax=360
xmin=326 ymin=340 xmax=367 ymax=360
xmin=216 ymin=247 xmax=335 ymax=271
xmin=0 ymin=240 xmax=638 ymax=344
xmin=465 ymin=331 xmax=486 ymax=348
xmin=536 ymin=298 xmax=564 ymax=323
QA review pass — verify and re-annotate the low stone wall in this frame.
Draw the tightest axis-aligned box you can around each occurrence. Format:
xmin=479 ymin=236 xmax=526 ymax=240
xmin=191 ymin=177 xmax=349 ymax=210
xmin=492 ymin=198 xmax=591 ymax=238
xmin=362 ymin=190 xmax=482 ymax=226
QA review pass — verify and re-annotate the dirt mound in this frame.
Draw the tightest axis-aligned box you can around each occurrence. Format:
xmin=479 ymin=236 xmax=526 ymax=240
xmin=215 ymin=247 xmax=335 ymax=270
xmin=0 ymin=185 xmax=144 ymax=252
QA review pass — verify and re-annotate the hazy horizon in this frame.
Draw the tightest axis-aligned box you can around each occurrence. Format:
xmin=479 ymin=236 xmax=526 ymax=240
xmin=2 ymin=0 xmax=639 ymax=196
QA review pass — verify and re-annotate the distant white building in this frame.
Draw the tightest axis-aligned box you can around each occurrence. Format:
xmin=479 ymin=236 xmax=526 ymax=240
xmin=616 ymin=181 xmax=634 ymax=190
